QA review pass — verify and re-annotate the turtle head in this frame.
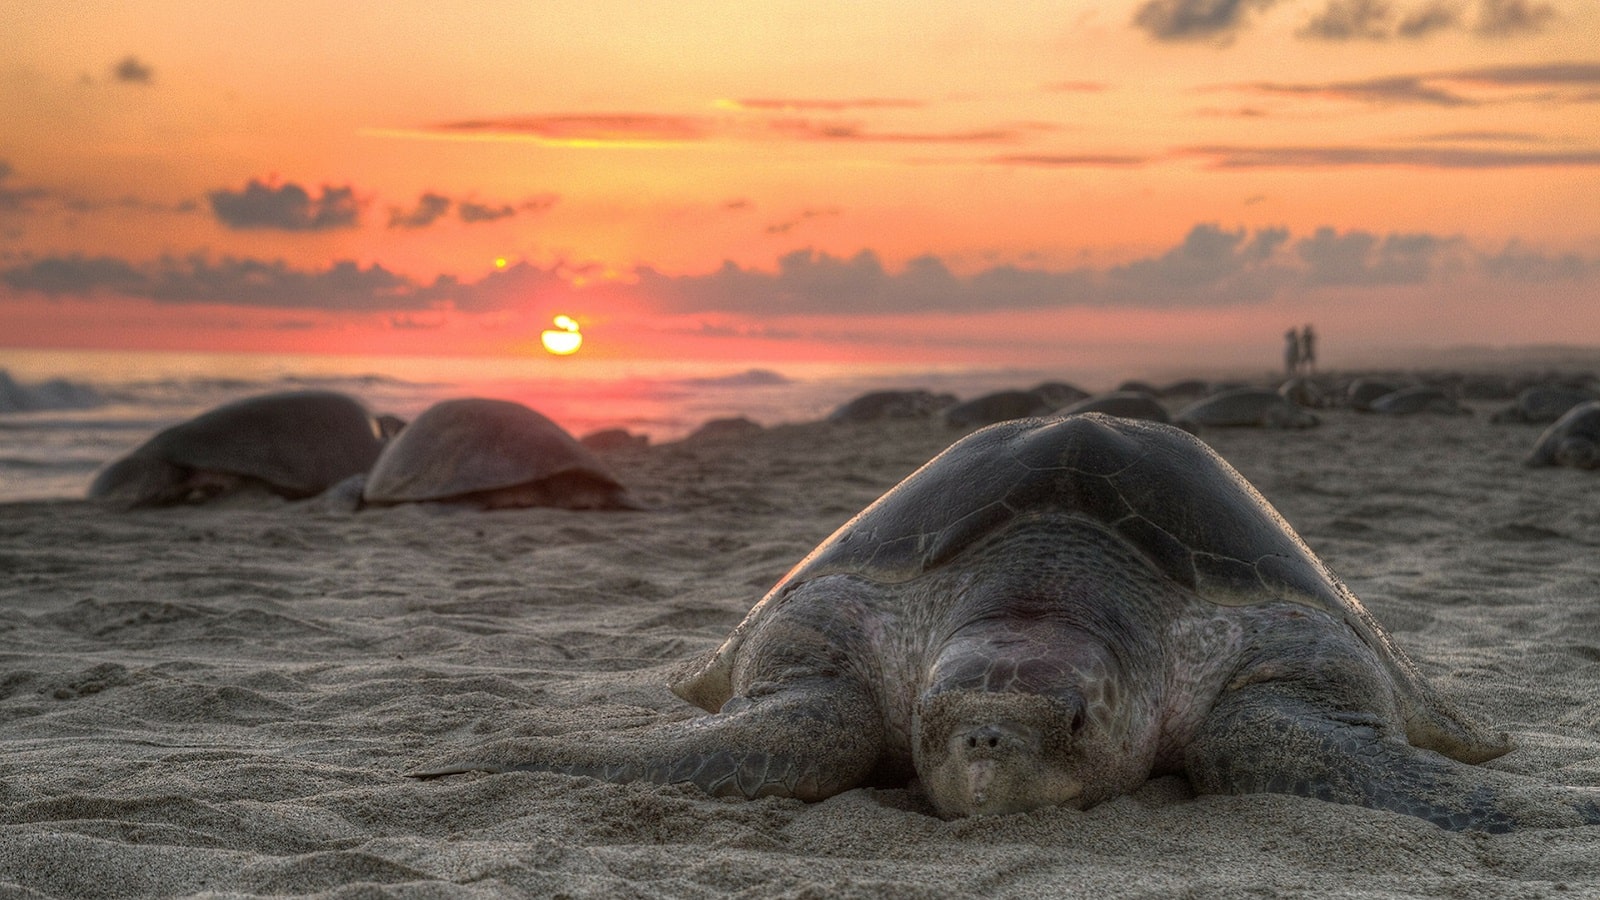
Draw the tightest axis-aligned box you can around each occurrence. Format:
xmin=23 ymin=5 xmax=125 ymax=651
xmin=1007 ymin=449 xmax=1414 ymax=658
xmin=914 ymin=688 xmax=1092 ymax=817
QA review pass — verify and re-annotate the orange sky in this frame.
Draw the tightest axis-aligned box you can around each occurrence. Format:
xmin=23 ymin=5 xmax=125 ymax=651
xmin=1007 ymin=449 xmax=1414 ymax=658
xmin=3 ymin=0 xmax=1598 ymax=372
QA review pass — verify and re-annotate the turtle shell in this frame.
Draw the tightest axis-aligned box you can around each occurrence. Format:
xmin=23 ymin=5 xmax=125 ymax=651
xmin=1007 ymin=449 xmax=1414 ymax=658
xmin=777 ymin=413 xmax=1342 ymax=606
xmin=1176 ymin=387 xmax=1318 ymax=429
xmin=675 ymin=412 xmax=1396 ymax=708
xmin=1526 ymin=400 xmax=1600 ymax=467
xmin=361 ymin=397 xmax=628 ymax=506
xmin=88 ymin=390 xmax=383 ymax=504
xmin=1057 ymin=391 xmax=1171 ymax=423
xmin=1494 ymin=385 xmax=1597 ymax=424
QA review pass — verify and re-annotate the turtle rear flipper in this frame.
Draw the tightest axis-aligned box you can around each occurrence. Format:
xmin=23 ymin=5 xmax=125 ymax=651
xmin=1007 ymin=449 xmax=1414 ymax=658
xmin=1185 ymin=684 xmax=1600 ymax=832
xmin=408 ymin=676 xmax=883 ymax=802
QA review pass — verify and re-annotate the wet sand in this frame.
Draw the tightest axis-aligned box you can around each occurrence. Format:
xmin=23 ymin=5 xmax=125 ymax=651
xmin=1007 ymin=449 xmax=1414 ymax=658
xmin=3 ymin=406 xmax=1599 ymax=897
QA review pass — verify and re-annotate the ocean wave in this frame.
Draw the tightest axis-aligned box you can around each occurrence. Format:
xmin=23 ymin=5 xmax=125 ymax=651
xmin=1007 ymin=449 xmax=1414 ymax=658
xmin=0 ymin=370 xmax=107 ymax=414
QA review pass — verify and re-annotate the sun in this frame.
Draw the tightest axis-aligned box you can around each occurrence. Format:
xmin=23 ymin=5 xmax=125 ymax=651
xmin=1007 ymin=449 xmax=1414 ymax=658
xmin=540 ymin=314 xmax=583 ymax=356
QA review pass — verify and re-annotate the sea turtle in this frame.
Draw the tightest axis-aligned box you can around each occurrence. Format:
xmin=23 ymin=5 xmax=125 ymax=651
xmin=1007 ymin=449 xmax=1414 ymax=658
xmin=829 ymin=390 xmax=956 ymax=423
xmin=412 ymin=413 xmax=1600 ymax=830
xmin=1369 ymin=386 xmax=1470 ymax=416
xmin=87 ymin=390 xmax=384 ymax=507
xmin=1057 ymin=390 xmax=1172 ymax=424
xmin=361 ymin=397 xmax=638 ymax=510
xmin=1028 ymin=381 xmax=1091 ymax=408
xmin=1525 ymin=400 xmax=1600 ymax=469
xmin=1175 ymin=387 xmax=1319 ymax=430
xmin=942 ymin=390 xmax=1055 ymax=429
xmin=1345 ymin=378 xmax=1405 ymax=411
xmin=1491 ymin=384 xmax=1598 ymax=425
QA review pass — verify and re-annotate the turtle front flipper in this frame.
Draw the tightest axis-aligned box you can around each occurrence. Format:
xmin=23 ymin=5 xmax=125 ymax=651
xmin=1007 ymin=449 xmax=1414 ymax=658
xmin=409 ymin=676 xmax=884 ymax=802
xmin=1184 ymin=685 xmax=1600 ymax=832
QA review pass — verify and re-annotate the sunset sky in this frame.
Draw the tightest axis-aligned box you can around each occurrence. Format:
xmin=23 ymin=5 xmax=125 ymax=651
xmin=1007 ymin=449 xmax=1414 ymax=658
xmin=3 ymin=0 xmax=1598 ymax=373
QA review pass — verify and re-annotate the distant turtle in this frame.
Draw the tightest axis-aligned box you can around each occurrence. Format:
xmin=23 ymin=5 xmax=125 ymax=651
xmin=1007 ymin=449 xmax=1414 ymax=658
xmin=1491 ymin=385 xmax=1598 ymax=425
xmin=942 ymin=390 xmax=1055 ymax=429
xmin=1058 ymin=391 xmax=1173 ymax=424
xmin=1176 ymin=387 xmax=1319 ymax=429
xmin=1277 ymin=377 xmax=1328 ymax=409
xmin=1345 ymin=378 xmax=1406 ymax=411
xmin=685 ymin=416 xmax=764 ymax=444
xmin=580 ymin=428 xmax=649 ymax=452
xmin=1157 ymin=379 xmax=1211 ymax=400
xmin=828 ymin=390 xmax=955 ymax=423
xmin=1369 ymin=386 xmax=1470 ymax=416
xmin=1526 ymin=401 xmax=1600 ymax=469
xmin=362 ymin=398 xmax=637 ymax=510
xmin=412 ymin=413 xmax=1600 ymax=830
xmin=1028 ymin=381 xmax=1091 ymax=407
xmin=88 ymin=390 xmax=384 ymax=507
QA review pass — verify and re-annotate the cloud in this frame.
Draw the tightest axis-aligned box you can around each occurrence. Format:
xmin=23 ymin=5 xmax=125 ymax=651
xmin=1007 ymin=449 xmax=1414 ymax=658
xmin=1474 ymin=0 xmax=1557 ymax=36
xmin=1 ymin=255 xmax=148 ymax=295
xmin=989 ymin=153 xmax=1151 ymax=167
xmin=389 ymin=192 xmax=451 ymax=229
xmin=1415 ymin=129 xmax=1548 ymax=142
xmin=0 ymin=163 xmax=49 ymax=213
xmin=768 ymin=119 xmax=1028 ymax=144
xmin=728 ymin=98 xmax=923 ymax=111
xmin=1480 ymin=241 xmax=1600 ymax=281
xmin=1293 ymin=0 xmax=1557 ymax=41
xmin=456 ymin=201 xmax=517 ymax=223
xmin=1295 ymin=228 xmax=1459 ymax=285
xmin=1449 ymin=61 xmax=1600 ymax=87
xmin=632 ymin=225 xmax=1299 ymax=315
xmin=1136 ymin=0 xmax=1559 ymax=43
xmin=8 ymin=226 xmax=1598 ymax=318
xmin=1218 ymin=62 xmax=1600 ymax=108
xmin=431 ymin=114 xmax=709 ymax=145
xmin=1396 ymin=1 xmax=1463 ymax=36
xmin=1298 ymin=0 xmax=1396 ymax=40
xmin=1183 ymin=144 xmax=1600 ymax=167
xmin=765 ymin=207 xmax=842 ymax=235
xmin=143 ymin=256 xmax=415 ymax=309
xmin=1233 ymin=75 xmax=1474 ymax=105
xmin=1131 ymin=0 xmax=1284 ymax=43
xmin=209 ymin=179 xmax=359 ymax=231
xmin=111 ymin=56 xmax=153 ymax=85
xmin=387 ymin=191 xmax=554 ymax=228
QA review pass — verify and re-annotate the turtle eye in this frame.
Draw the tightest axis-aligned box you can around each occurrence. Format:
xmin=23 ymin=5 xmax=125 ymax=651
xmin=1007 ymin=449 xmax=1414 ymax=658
xmin=1069 ymin=706 xmax=1086 ymax=735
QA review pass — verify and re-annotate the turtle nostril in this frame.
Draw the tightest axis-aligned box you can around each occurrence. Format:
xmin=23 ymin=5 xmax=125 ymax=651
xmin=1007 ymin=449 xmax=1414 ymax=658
xmin=986 ymin=736 xmax=999 ymax=749
xmin=966 ymin=736 xmax=978 ymax=749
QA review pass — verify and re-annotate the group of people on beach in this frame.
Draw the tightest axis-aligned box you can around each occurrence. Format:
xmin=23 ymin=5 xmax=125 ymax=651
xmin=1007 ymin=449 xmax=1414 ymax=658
xmin=1284 ymin=325 xmax=1316 ymax=377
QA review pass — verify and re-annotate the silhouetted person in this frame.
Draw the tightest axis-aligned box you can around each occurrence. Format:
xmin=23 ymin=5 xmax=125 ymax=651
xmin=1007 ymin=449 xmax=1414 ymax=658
xmin=1300 ymin=325 xmax=1316 ymax=375
xmin=1284 ymin=328 xmax=1301 ymax=378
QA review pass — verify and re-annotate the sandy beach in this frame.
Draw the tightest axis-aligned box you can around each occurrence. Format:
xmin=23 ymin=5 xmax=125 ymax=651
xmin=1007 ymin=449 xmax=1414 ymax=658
xmin=4 ymin=401 xmax=1600 ymax=898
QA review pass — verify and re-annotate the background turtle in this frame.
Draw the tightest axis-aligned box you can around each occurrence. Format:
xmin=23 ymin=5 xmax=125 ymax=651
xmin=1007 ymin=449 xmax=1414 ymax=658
xmin=1491 ymin=384 xmax=1598 ymax=425
xmin=941 ymin=389 xmax=1055 ymax=429
xmin=1525 ymin=400 xmax=1600 ymax=469
xmin=828 ymin=389 xmax=955 ymax=423
xmin=362 ymin=397 xmax=638 ymax=510
xmin=1175 ymin=387 xmax=1319 ymax=429
xmin=1345 ymin=377 xmax=1406 ymax=411
xmin=1369 ymin=385 xmax=1470 ymax=416
xmin=1057 ymin=390 xmax=1172 ymax=423
xmin=413 ymin=413 xmax=1599 ymax=830
xmin=88 ymin=390 xmax=384 ymax=507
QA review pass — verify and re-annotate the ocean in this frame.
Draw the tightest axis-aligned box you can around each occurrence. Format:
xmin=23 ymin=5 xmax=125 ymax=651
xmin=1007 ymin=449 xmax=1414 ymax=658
xmin=0 ymin=348 xmax=1134 ymax=502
